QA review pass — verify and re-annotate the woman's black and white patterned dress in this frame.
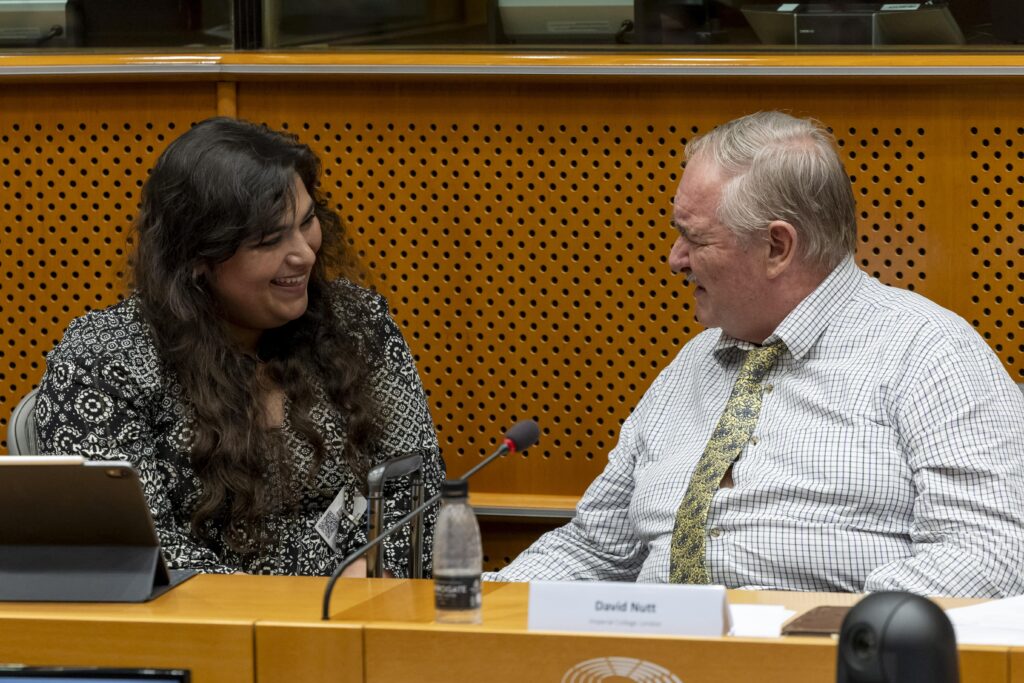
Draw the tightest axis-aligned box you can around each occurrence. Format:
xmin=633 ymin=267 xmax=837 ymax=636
xmin=35 ymin=280 xmax=444 ymax=576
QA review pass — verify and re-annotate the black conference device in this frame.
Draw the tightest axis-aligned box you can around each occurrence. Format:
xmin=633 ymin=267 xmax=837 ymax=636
xmin=837 ymin=591 xmax=959 ymax=683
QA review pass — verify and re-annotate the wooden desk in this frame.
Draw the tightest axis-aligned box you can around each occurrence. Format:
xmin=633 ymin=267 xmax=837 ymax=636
xmin=1014 ymin=650 xmax=1024 ymax=683
xmin=0 ymin=576 xmax=1011 ymax=683
xmin=300 ymin=580 xmax=1006 ymax=683
xmin=0 ymin=575 xmax=369 ymax=683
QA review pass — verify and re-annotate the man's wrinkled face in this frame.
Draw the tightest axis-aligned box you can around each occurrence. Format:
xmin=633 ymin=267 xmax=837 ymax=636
xmin=668 ymin=158 xmax=769 ymax=342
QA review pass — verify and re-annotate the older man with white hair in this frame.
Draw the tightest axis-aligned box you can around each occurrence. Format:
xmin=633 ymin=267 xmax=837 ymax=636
xmin=489 ymin=111 xmax=1024 ymax=597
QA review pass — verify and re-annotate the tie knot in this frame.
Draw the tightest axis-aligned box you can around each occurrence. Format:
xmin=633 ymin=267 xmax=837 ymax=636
xmin=739 ymin=341 xmax=785 ymax=384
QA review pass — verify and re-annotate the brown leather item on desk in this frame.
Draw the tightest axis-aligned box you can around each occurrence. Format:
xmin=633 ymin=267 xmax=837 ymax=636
xmin=781 ymin=605 xmax=852 ymax=636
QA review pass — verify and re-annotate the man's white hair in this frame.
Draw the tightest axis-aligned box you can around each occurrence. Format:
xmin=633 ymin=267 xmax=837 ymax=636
xmin=685 ymin=111 xmax=857 ymax=271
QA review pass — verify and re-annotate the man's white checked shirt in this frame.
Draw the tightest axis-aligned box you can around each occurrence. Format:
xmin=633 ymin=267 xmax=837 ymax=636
xmin=489 ymin=257 xmax=1024 ymax=597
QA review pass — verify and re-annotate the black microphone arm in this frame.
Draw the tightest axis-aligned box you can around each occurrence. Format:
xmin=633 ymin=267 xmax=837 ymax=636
xmin=321 ymin=419 xmax=540 ymax=620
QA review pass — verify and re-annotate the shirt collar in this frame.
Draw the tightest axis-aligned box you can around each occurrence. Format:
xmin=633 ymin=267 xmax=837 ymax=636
xmin=712 ymin=256 xmax=864 ymax=362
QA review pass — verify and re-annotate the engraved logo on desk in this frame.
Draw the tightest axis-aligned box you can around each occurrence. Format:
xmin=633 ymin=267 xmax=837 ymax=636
xmin=561 ymin=656 xmax=683 ymax=683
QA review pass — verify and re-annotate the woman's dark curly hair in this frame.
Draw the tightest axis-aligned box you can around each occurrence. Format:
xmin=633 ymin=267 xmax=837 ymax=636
xmin=131 ymin=117 xmax=377 ymax=552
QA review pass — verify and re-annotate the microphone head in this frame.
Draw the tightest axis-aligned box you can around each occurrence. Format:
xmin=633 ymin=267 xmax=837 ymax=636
xmin=503 ymin=420 xmax=540 ymax=452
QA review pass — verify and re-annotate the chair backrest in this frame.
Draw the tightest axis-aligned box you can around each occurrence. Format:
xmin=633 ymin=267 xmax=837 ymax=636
xmin=7 ymin=388 xmax=39 ymax=455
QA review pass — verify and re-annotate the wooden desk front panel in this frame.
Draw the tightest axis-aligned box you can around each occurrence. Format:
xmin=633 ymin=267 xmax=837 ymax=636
xmin=0 ymin=617 xmax=252 ymax=683
xmin=364 ymin=627 xmax=835 ymax=683
xmin=361 ymin=627 xmax=1007 ymax=683
xmin=1012 ymin=649 xmax=1024 ymax=683
xmin=0 ymin=575 xmax=363 ymax=683
xmin=255 ymin=622 xmax=363 ymax=683
xmin=0 ymin=578 xmax=1008 ymax=683
xmin=331 ymin=581 xmax=1006 ymax=683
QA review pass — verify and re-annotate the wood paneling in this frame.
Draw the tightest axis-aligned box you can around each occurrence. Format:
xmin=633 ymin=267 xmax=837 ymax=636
xmin=0 ymin=576 xmax=1006 ymax=683
xmin=235 ymin=75 xmax=1024 ymax=500
xmin=255 ymin=622 xmax=363 ymax=683
xmin=0 ymin=55 xmax=1021 ymax=512
xmin=1011 ymin=649 xmax=1024 ymax=683
xmin=0 ymin=619 xmax=252 ymax=683
xmin=0 ymin=82 xmax=216 ymax=450
xmin=479 ymin=517 xmax=562 ymax=572
xmin=342 ymin=582 xmax=1004 ymax=683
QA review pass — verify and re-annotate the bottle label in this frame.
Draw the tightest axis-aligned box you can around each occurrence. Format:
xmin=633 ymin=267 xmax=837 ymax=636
xmin=434 ymin=574 xmax=481 ymax=611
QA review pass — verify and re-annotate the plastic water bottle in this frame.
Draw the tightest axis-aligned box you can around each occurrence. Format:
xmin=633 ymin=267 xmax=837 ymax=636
xmin=433 ymin=479 xmax=482 ymax=624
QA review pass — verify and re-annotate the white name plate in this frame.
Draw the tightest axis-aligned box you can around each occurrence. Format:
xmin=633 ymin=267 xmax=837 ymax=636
xmin=527 ymin=581 xmax=730 ymax=637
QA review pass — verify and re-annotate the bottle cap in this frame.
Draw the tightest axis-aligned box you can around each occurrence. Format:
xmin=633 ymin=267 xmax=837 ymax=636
xmin=441 ymin=479 xmax=469 ymax=498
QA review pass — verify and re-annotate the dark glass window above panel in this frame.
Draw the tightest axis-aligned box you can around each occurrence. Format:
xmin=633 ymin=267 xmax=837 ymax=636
xmin=1 ymin=0 xmax=1021 ymax=52
xmin=262 ymin=1 xmax=1015 ymax=50
xmin=0 ymin=0 xmax=231 ymax=48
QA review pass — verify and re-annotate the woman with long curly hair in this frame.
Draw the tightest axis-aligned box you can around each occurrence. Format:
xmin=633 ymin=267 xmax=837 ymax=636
xmin=35 ymin=117 xmax=444 ymax=576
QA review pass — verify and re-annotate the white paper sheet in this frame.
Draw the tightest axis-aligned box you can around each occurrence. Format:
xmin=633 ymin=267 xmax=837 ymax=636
xmin=728 ymin=604 xmax=796 ymax=638
xmin=945 ymin=595 xmax=1024 ymax=646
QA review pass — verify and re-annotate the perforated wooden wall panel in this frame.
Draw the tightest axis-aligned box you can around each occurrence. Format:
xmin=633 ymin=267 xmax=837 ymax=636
xmin=479 ymin=518 xmax=561 ymax=573
xmin=234 ymin=77 xmax=1000 ymax=496
xmin=0 ymin=83 xmax=216 ymax=449
xmin=962 ymin=84 xmax=1024 ymax=369
xmin=2 ymin=75 xmax=1023 ymax=505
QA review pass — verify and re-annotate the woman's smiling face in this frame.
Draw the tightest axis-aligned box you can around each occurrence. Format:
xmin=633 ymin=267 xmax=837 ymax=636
xmin=207 ymin=174 xmax=322 ymax=351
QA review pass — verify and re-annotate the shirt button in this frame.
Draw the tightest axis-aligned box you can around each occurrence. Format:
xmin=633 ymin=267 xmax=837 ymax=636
xmin=750 ymin=435 xmax=759 ymax=445
xmin=764 ymin=384 xmax=774 ymax=393
xmin=709 ymin=528 xmax=722 ymax=538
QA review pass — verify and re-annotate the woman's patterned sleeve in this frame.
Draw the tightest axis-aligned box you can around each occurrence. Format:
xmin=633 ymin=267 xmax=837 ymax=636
xmin=355 ymin=287 xmax=446 ymax=578
xmin=34 ymin=317 xmax=235 ymax=573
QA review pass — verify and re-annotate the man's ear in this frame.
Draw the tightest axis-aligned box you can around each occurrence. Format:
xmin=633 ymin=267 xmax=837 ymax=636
xmin=765 ymin=220 xmax=798 ymax=279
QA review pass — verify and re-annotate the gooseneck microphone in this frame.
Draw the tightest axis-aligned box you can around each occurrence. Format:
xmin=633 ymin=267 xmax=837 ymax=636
xmin=320 ymin=419 xmax=540 ymax=620
xmin=837 ymin=591 xmax=959 ymax=683
xmin=462 ymin=419 xmax=540 ymax=481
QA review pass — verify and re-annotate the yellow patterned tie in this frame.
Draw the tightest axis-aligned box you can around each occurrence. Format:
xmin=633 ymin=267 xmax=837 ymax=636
xmin=668 ymin=341 xmax=785 ymax=584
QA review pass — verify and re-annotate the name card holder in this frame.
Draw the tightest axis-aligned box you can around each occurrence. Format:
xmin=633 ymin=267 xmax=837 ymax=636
xmin=527 ymin=581 xmax=731 ymax=637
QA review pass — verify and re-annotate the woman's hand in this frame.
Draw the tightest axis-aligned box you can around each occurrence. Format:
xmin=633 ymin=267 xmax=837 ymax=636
xmin=340 ymin=557 xmax=394 ymax=578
